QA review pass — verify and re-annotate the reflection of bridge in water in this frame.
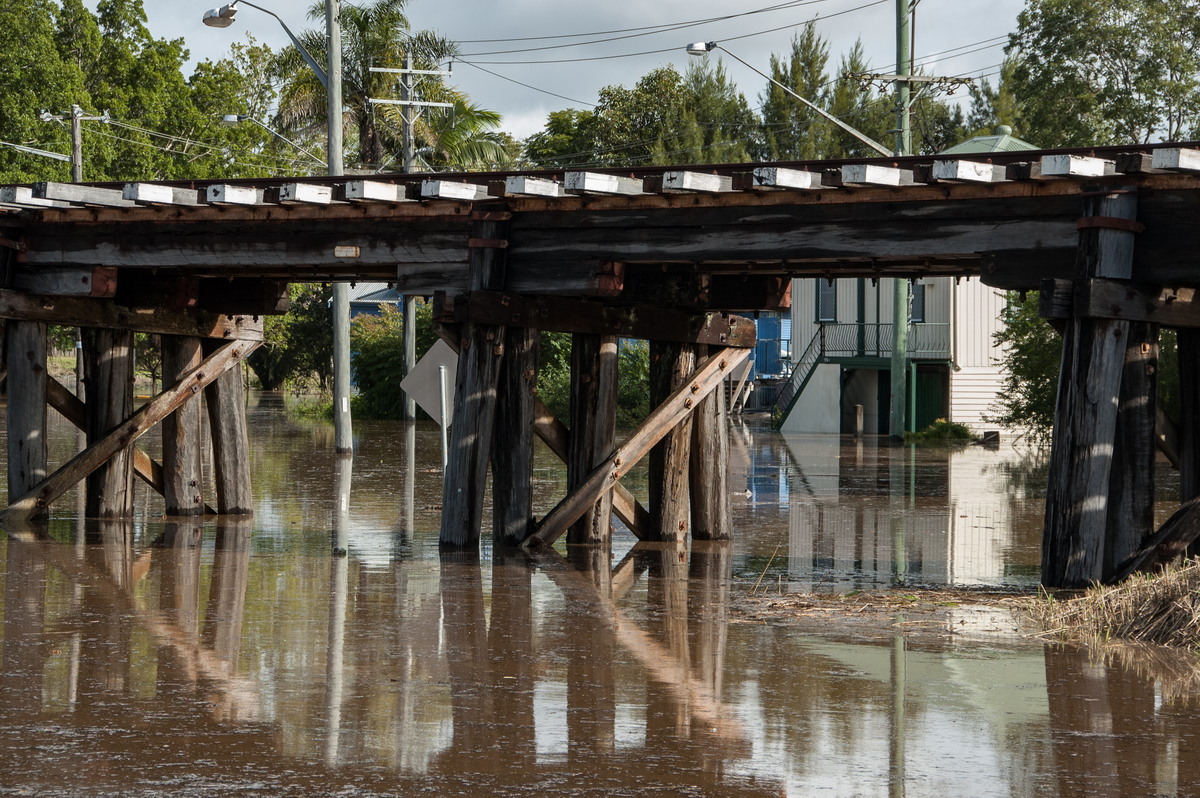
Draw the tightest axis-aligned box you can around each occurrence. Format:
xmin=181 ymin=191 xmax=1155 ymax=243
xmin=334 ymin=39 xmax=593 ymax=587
xmin=7 ymin=518 xmax=1200 ymax=794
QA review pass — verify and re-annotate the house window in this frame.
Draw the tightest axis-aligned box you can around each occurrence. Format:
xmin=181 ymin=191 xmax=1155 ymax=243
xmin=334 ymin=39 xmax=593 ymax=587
xmin=816 ymin=279 xmax=837 ymax=322
xmin=911 ymin=283 xmax=926 ymax=323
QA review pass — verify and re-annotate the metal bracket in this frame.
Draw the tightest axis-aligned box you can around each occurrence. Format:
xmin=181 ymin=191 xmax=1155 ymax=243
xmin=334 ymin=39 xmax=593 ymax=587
xmin=1076 ymin=216 xmax=1146 ymax=234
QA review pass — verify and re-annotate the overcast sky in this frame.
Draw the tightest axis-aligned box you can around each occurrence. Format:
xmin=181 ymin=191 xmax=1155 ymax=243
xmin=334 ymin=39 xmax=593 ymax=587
xmin=157 ymin=0 xmax=1025 ymax=138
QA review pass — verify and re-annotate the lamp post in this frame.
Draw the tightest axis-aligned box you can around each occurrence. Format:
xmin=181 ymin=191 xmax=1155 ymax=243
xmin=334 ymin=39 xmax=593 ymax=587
xmin=204 ymin=0 xmax=353 ymax=455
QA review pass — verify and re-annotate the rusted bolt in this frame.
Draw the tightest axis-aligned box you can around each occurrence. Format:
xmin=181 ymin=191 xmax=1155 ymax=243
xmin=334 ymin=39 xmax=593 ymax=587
xmin=720 ymin=359 xmax=728 ymax=369
xmin=684 ymin=398 xmax=693 ymax=409
xmin=690 ymin=384 xmax=699 ymax=393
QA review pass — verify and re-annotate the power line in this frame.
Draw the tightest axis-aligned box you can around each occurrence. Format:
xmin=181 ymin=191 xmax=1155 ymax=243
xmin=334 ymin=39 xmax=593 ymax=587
xmin=465 ymin=0 xmax=889 ymax=66
xmin=455 ymin=0 xmax=839 ymax=45
xmin=459 ymin=0 xmax=849 ymax=57
xmin=457 ymin=61 xmax=599 ymax=107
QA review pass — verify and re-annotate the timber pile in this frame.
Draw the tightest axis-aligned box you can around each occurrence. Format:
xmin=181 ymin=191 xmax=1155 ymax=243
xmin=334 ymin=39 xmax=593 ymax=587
xmin=1032 ymin=559 xmax=1200 ymax=648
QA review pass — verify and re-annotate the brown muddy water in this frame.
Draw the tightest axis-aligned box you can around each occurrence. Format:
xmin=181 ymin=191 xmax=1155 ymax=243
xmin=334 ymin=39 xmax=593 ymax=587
xmin=2 ymin=393 xmax=1199 ymax=796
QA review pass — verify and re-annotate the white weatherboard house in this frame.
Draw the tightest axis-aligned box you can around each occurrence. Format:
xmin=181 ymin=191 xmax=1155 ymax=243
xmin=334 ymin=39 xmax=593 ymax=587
xmin=774 ymin=126 xmax=1035 ymax=436
xmin=777 ymin=275 xmax=1009 ymax=434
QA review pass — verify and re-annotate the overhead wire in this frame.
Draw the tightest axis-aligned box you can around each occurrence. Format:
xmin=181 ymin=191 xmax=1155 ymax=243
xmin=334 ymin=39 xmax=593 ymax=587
xmin=464 ymin=0 xmax=890 ymax=65
xmin=459 ymin=0 xmax=851 ymax=57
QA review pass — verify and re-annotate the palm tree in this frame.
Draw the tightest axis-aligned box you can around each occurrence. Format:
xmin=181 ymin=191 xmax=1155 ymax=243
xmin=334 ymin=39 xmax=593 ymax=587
xmin=275 ymin=0 xmax=508 ymax=171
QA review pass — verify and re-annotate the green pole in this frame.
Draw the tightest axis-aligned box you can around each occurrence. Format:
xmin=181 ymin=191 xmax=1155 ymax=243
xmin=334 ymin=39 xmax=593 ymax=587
xmin=888 ymin=0 xmax=912 ymax=439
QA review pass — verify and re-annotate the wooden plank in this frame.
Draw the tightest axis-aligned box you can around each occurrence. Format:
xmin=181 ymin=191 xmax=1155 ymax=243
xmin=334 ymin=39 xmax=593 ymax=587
xmin=421 ymin=180 xmax=489 ymax=201
xmin=204 ymin=340 xmax=253 ymax=515
xmin=1042 ymin=189 xmax=1139 ymax=588
xmin=275 ymin=183 xmax=333 ymax=205
xmin=2 ymin=339 xmax=258 ymax=525
xmin=6 ymin=322 xmax=46 ymax=513
xmin=502 ymin=176 xmax=563 ymax=198
xmin=161 ymin=336 xmax=206 ymax=516
xmin=1151 ymin=148 xmax=1200 ymax=172
xmin=649 ymin=341 xmax=696 ymax=542
xmin=567 ymin=335 xmax=619 ymax=547
xmin=34 ymin=182 xmax=136 ymax=208
xmin=742 ymin=166 xmax=825 ymax=190
xmin=0 ymin=187 xmax=71 ymax=208
xmin=1040 ymin=154 xmax=1114 ymax=178
xmin=340 ymin=180 xmax=412 ymax=203
xmin=492 ymin=327 xmax=539 ymax=546
xmin=11 ymin=266 xmax=117 ymax=297
xmin=444 ymin=291 xmax=757 ymax=346
xmin=649 ymin=172 xmax=733 ymax=194
xmin=44 ymin=375 xmax=214 ymax=512
xmin=840 ymin=164 xmax=912 ymax=187
xmin=205 ymin=184 xmax=263 ymax=205
xmin=123 ymin=183 xmax=202 ymax=206
xmin=563 ymin=172 xmax=644 ymax=196
xmin=524 ymin=347 xmax=749 ymax=550
xmin=931 ymin=160 xmax=1007 ymax=183
xmin=690 ymin=345 xmax=731 ymax=541
xmin=1042 ymin=277 xmax=1200 ymax=329
xmin=0 ymin=290 xmax=264 ymax=340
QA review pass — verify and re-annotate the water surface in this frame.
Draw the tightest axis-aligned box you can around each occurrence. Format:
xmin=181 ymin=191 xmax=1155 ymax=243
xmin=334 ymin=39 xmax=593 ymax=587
xmin=1 ymin=400 xmax=1196 ymax=796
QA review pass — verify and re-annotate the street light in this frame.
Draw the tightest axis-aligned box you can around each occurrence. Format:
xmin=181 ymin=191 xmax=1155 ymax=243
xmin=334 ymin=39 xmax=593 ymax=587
xmin=686 ymin=41 xmax=892 ymax=157
xmin=204 ymin=0 xmax=353 ymax=454
xmin=221 ymin=114 xmax=325 ymax=165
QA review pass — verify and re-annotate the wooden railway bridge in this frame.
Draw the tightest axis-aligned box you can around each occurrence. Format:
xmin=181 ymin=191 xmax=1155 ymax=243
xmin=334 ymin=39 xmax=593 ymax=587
xmin=3 ymin=143 xmax=1200 ymax=587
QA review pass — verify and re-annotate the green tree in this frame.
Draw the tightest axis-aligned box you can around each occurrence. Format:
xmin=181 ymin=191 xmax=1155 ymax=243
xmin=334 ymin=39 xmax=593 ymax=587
xmin=247 ymin=284 xmax=334 ymax=391
xmin=1009 ymin=0 xmax=1200 ymax=145
xmin=761 ymin=25 xmax=833 ymax=160
xmin=964 ymin=57 xmax=1026 ymax=139
xmin=0 ymin=0 xmax=83 ymax=182
xmin=349 ymin=300 xmax=436 ymax=419
xmin=523 ymin=109 xmax=599 ymax=168
xmin=986 ymin=293 xmax=1060 ymax=445
xmin=824 ymin=42 xmax=893 ymax=158
xmin=652 ymin=60 xmax=756 ymax=164
xmin=276 ymin=1 xmax=504 ymax=171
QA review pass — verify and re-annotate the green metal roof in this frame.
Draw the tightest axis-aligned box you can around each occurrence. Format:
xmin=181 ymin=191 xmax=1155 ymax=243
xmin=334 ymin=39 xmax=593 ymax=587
xmin=940 ymin=125 xmax=1037 ymax=155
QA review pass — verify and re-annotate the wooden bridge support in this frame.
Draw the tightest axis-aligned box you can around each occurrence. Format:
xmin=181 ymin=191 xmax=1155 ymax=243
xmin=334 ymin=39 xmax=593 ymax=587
xmin=162 ymin=336 xmax=205 ymax=516
xmin=1042 ymin=190 xmax=1154 ymax=587
xmin=5 ymin=322 xmax=45 ymax=512
xmin=203 ymin=340 xmax=253 ymax=515
xmin=691 ymin=345 xmax=732 ymax=542
xmin=567 ymin=334 xmax=618 ymax=547
xmin=649 ymin=342 xmax=697 ymax=543
xmin=492 ymin=327 xmax=539 ymax=547
xmin=83 ymin=328 xmax=135 ymax=519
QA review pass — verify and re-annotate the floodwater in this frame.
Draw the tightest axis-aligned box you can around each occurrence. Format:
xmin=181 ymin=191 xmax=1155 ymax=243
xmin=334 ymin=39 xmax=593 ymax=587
xmin=2 ymin=395 xmax=1200 ymax=796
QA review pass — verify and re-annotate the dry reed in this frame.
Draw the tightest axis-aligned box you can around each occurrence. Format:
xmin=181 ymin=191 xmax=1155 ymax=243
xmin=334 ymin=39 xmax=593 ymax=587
xmin=1031 ymin=559 xmax=1200 ymax=649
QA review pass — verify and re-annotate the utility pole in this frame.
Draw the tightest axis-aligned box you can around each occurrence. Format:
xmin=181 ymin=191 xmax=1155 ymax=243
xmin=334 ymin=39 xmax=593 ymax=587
xmin=888 ymin=0 xmax=912 ymax=440
xmin=327 ymin=0 xmax=354 ymax=455
xmin=70 ymin=106 xmax=83 ymax=183
xmin=369 ymin=56 xmax=453 ymax=422
xmin=400 ymin=54 xmax=417 ymax=421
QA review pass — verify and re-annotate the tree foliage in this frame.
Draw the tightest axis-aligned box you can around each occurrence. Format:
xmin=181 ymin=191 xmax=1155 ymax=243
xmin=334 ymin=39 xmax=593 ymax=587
xmin=349 ymin=300 xmax=436 ymax=419
xmin=247 ymin=284 xmax=334 ymax=392
xmin=1009 ymin=0 xmax=1200 ymax=145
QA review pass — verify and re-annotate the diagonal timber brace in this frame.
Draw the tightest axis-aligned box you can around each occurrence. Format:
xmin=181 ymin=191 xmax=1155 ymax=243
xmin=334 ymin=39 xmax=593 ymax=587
xmin=523 ymin=347 xmax=750 ymax=550
xmin=1 ymin=339 xmax=259 ymax=525
xmin=433 ymin=321 xmax=653 ymax=540
xmin=44 ymin=376 xmax=217 ymax=515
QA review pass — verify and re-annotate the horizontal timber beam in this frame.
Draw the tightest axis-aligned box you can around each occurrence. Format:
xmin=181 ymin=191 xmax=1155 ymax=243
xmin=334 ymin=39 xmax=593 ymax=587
xmin=0 ymin=290 xmax=264 ymax=340
xmin=2 ymin=340 xmax=258 ymax=525
xmin=436 ymin=291 xmax=757 ymax=347
xmin=12 ymin=266 xmax=117 ymax=297
xmin=1040 ymin=277 xmax=1200 ymax=328
xmin=523 ymin=347 xmax=751 ymax=550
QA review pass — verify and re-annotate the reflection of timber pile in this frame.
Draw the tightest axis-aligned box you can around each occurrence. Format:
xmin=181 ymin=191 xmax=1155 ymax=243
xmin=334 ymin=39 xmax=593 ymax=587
xmin=1031 ymin=560 xmax=1200 ymax=649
